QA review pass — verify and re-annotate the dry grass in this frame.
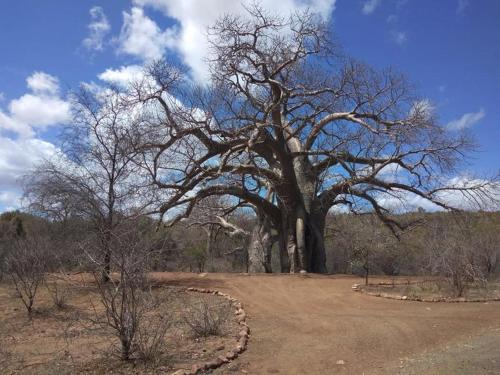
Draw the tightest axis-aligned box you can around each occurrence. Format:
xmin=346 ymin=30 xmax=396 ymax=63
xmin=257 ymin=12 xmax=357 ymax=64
xmin=0 ymin=277 xmax=239 ymax=374
xmin=363 ymin=278 xmax=500 ymax=300
xmin=184 ymin=298 xmax=231 ymax=338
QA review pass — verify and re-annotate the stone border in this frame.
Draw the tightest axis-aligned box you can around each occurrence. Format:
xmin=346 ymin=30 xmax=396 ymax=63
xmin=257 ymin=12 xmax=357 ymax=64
xmin=352 ymin=283 xmax=500 ymax=303
xmin=170 ymin=287 xmax=250 ymax=375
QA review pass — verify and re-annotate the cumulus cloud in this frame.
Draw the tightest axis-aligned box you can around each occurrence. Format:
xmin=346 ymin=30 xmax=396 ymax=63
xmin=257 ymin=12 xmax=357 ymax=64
xmin=124 ymin=0 xmax=336 ymax=81
xmin=26 ymin=72 xmax=60 ymax=95
xmin=0 ymin=137 xmax=59 ymax=212
xmin=9 ymin=95 xmax=70 ymax=130
xmin=98 ymin=65 xmax=145 ymax=87
xmin=0 ymin=72 xmax=71 ymax=138
xmin=0 ymin=72 xmax=68 ymax=211
xmin=374 ymin=176 xmax=500 ymax=213
xmin=117 ymin=7 xmax=177 ymax=61
xmin=362 ymin=0 xmax=381 ymax=15
xmin=0 ymin=190 xmax=23 ymax=212
xmin=446 ymin=108 xmax=485 ymax=130
xmin=83 ymin=6 xmax=111 ymax=51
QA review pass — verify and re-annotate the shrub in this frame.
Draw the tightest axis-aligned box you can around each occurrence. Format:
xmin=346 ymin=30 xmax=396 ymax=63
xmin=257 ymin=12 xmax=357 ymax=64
xmin=134 ymin=312 xmax=171 ymax=365
xmin=184 ymin=298 xmax=231 ymax=337
xmin=45 ymin=278 xmax=70 ymax=309
xmin=6 ymin=236 xmax=48 ymax=315
xmin=90 ymin=221 xmax=168 ymax=361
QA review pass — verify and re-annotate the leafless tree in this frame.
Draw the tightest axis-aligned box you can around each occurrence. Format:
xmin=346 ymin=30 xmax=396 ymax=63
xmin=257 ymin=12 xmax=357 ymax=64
xmin=425 ymin=215 xmax=489 ymax=297
xmin=128 ymin=5 xmax=496 ymax=273
xmin=23 ymin=86 xmax=159 ymax=281
xmin=6 ymin=235 xmax=48 ymax=315
xmin=184 ymin=195 xmax=276 ymax=272
xmin=89 ymin=220 xmax=168 ymax=360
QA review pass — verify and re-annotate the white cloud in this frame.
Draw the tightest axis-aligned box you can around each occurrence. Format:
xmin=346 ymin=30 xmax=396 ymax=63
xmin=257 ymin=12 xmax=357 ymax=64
xmin=446 ymin=108 xmax=485 ymax=130
xmin=83 ymin=6 xmax=111 ymax=51
xmin=0 ymin=112 xmax=30 ymax=137
xmin=456 ymin=0 xmax=469 ymax=15
xmin=377 ymin=162 xmax=402 ymax=179
xmin=362 ymin=0 xmax=381 ymax=15
xmin=117 ymin=7 xmax=177 ymax=61
xmin=98 ymin=65 xmax=145 ymax=87
xmin=127 ymin=0 xmax=337 ymax=82
xmin=0 ymin=137 xmax=58 ymax=187
xmin=0 ymin=190 xmax=23 ymax=212
xmin=374 ymin=176 xmax=500 ymax=212
xmin=0 ymin=136 xmax=59 ymax=212
xmin=27 ymin=71 xmax=60 ymax=95
xmin=0 ymin=72 xmax=71 ymax=138
xmin=390 ymin=30 xmax=407 ymax=45
xmin=9 ymin=95 xmax=70 ymax=129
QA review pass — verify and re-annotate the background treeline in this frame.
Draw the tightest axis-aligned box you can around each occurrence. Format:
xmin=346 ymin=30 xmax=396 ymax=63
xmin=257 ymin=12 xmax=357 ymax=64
xmin=1 ymin=209 xmax=498 ymax=282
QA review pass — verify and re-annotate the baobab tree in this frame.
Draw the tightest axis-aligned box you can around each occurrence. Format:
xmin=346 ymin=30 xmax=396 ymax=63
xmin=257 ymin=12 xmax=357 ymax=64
xmin=129 ymin=6 xmax=496 ymax=273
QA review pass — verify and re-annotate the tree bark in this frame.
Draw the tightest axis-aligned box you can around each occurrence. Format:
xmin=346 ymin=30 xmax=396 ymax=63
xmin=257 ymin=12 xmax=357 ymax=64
xmin=278 ymin=206 xmax=328 ymax=273
xmin=285 ymin=153 xmax=328 ymax=273
xmin=101 ymin=229 xmax=112 ymax=282
xmin=307 ymin=212 xmax=328 ymax=273
xmin=247 ymin=215 xmax=273 ymax=273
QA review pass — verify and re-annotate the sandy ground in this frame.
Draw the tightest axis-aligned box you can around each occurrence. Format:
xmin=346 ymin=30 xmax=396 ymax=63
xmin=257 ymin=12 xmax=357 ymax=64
xmin=0 ymin=281 xmax=239 ymax=374
xmin=153 ymin=272 xmax=500 ymax=375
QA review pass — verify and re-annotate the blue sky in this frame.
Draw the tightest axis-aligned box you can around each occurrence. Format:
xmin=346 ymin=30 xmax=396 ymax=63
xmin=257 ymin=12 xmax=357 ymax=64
xmin=0 ymin=0 xmax=499 ymax=211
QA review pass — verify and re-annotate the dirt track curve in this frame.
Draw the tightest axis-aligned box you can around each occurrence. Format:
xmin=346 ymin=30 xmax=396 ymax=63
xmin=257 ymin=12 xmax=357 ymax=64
xmin=154 ymin=273 xmax=500 ymax=375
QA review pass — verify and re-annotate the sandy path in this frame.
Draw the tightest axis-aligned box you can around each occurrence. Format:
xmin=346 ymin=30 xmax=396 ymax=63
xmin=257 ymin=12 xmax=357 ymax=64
xmin=153 ymin=273 xmax=500 ymax=375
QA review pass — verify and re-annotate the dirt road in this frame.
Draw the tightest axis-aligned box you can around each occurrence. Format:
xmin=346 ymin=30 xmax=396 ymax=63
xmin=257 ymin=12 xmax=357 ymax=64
xmin=155 ymin=273 xmax=500 ymax=375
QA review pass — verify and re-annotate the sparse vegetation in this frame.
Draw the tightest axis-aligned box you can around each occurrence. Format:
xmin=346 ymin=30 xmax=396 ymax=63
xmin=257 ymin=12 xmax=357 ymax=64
xmin=90 ymin=223 xmax=163 ymax=360
xmin=45 ymin=280 xmax=70 ymax=309
xmin=184 ymin=298 xmax=231 ymax=338
xmin=0 ymin=3 xmax=498 ymax=374
xmin=6 ymin=236 xmax=48 ymax=315
xmin=134 ymin=311 xmax=171 ymax=365
xmin=0 ymin=279 xmax=239 ymax=373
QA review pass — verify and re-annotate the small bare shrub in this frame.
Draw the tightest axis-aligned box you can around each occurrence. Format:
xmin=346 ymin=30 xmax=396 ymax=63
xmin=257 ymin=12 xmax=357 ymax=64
xmin=46 ymin=279 xmax=70 ymax=309
xmin=89 ymin=222 xmax=167 ymax=361
xmin=6 ymin=236 xmax=48 ymax=315
xmin=93 ymin=256 xmax=150 ymax=360
xmin=184 ymin=299 xmax=231 ymax=337
xmin=134 ymin=312 xmax=171 ymax=365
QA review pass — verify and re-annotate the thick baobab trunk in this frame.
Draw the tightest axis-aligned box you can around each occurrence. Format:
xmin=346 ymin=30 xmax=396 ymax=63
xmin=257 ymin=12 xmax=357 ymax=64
xmin=283 ymin=212 xmax=327 ymax=273
xmin=306 ymin=212 xmax=327 ymax=273
xmin=278 ymin=158 xmax=328 ymax=272
xmin=285 ymin=153 xmax=328 ymax=273
xmin=278 ymin=200 xmax=291 ymax=273
xmin=247 ymin=215 xmax=273 ymax=273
